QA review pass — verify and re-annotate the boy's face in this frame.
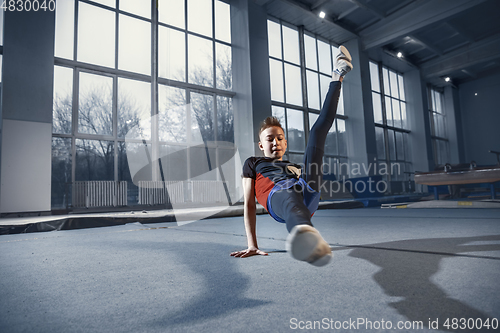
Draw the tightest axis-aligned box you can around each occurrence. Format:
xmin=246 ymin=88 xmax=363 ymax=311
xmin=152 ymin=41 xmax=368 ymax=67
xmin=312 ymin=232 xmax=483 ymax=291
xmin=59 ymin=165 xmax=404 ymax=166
xmin=258 ymin=126 xmax=287 ymax=160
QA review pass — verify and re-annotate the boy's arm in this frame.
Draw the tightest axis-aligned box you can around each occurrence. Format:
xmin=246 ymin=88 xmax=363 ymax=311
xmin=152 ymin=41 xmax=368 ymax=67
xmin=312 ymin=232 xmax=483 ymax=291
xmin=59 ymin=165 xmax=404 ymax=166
xmin=230 ymin=177 xmax=268 ymax=258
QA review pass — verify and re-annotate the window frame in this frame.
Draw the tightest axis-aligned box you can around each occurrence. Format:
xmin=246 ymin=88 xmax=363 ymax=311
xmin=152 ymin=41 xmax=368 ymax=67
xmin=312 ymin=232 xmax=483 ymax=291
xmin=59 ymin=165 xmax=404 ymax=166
xmin=268 ymin=17 xmax=348 ymax=168
xmin=52 ymin=0 xmax=235 ymax=208
xmin=370 ymin=61 xmax=412 ymax=189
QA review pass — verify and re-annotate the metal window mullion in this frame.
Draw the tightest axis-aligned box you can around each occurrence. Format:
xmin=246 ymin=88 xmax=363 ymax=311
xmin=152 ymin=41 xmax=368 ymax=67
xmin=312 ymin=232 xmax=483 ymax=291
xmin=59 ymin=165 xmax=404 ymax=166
xmin=378 ymin=64 xmax=387 ymax=126
xmin=212 ymin=0 xmax=216 ymax=89
xmin=335 ymin=115 xmax=341 ymax=161
xmin=71 ymin=1 xmax=79 ymax=186
xmin=281 ymin=62 xmax=287 ymax=105
xmin=213 ymin=39 xmax=217 ymax=89
xmin=329 ymin=40 xmax=333 ymax=75
xmin=269 ymin=55 xmax=281 ymax=62
xmin=184 ymin=0 xmax=189 ymax=84
xmin=75 ymin=132 xmax=116 ymax=141
xmin=213 ymin=93 xmax=218 ymax=142
xmin=117 ymin=8 xmax=152 ymax=23
xmin=71 ymin=68 xmax=79 ymax=187
xmin=277 ymin=21 xmax=288 ymax=135
xmin=386 ymin=130 xmax=394 ymax=185
xmin=78 ymin=68 xmax=121 ymax=81
xmin=184 ymin=0 xmax=192 ymax=183
xmin=394 ymin=127 xmax=401 ymax=162
xmin=432 ymin=138 xmax=439 ymax=165
xmin=378 ymin=63 xmax=389 ymax=158
xmin=113 ymin=75 xmax=118 ymax=182
xmin=52 ymin=133 xmax=73 ymax=139
xmin=158 ymin=21 xmax=185 ymax=35
xmin=152 ymin=0 xmax=158 ymax=107
xmin=439 ymin=90 xmax=445 ymax=115
xmin=115 ymin=1 xmax=119 ymax=70
xmin=428 ymin=87 xmax=434 ymax=112
xmin=113 ymin=1 xmax=119 ymax=182
xmin=73 ymin=0 xmax=78 ymax=61
xmin=183 ymin=0 xmax=191 ymax=182
xmin=151 ymin=0 xmax=160 ymax=182
xmin=79 ymin=0 xmax=115 ymax=11
xmin=157 ymin=76 xmax=235 ymax=97
xmin=186 ymin=90 xmax=191 ymax=180
xmin=315 ymin=69 xmax=322 ymax=111
xmin=55 ymin=58 xmax=152 ymax=82
xmin=282 ymin=59 xmax=300 ymax=68
xmin=428 ymin=87 xmax=437 ymax=138
xmin=298 ymin=26 xmax=308 ymax=145
xmin=214 ymin=94 xmax=220 ymax=181
xmin=439 ymin=92 xmax=447 ymax=138
xmin=185 ymin=0 xmax=189 ymax=31
xmin=397 ymin=74 xmax=402 ymax=102
xmin=429 ymin=110 xmax=436 ymax=137
xmin=378 ymin=63 xmax=392 ymax=187
xmin=281 ymin=64 xmax=288 ymax=134
xmin=314 ymin=37 xmax=322 ymax=109
xmin=386 ymin=125 xmax=410 ymax=134
xmin=186 ymin=29 xmax=217 ymax=42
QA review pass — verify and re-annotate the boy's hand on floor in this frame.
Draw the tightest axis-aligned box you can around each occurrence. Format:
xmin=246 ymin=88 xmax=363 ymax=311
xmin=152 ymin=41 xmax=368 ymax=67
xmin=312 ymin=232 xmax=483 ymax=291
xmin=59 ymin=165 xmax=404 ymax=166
xmin=230 ymin=247 xmax=268 ymax=258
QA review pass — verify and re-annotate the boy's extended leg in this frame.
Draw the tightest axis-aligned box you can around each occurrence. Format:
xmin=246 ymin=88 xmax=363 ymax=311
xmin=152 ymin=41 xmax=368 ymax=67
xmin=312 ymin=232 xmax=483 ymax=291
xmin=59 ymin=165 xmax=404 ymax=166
xmin=284 ymin=46 xmax=353 ymax=267
xmin=268 ymin=74 xmax=344 ymax=232
xmin=300 ymin=81 xmax=341 ymax=199
xmin=302 ymin=45 xmax=352 ymax=197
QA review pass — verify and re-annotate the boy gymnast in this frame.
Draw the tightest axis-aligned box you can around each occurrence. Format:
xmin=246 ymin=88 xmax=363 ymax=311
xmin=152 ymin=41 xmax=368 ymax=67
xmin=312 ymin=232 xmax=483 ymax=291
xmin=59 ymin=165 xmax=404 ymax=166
xmin=230 ymin=46 xmax=353 ymax=266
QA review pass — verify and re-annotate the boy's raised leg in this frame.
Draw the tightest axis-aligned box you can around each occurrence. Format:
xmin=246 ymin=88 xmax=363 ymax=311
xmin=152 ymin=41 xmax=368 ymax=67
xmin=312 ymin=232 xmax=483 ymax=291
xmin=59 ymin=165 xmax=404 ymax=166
xmin=285 ymin=46 xmax=353 ymax=267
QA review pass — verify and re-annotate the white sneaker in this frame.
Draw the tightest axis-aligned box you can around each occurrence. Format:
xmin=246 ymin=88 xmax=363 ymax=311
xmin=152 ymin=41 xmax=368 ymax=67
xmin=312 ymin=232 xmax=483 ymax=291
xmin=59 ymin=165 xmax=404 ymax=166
xmin=286 ymin=225 xmax=332 ymax=266
xmin=333 ymin=45 xmax=353 ymax=77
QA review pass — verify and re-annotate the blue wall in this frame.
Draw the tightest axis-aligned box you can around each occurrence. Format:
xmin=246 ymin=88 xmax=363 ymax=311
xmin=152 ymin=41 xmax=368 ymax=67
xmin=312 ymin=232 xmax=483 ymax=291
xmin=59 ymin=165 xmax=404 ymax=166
xmin=458 ymin=71 xmax=500 ymax=166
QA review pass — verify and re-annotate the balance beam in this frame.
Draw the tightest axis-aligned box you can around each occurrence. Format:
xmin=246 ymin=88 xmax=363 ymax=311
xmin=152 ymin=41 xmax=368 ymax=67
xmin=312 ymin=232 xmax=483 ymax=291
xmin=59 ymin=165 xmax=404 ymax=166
xmin=414 ymin=166 xmax=500 ymax=200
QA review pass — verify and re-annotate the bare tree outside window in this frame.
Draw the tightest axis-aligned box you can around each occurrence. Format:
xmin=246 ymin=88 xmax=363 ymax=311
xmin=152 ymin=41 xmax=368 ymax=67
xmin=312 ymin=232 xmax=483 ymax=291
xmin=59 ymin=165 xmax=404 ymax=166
xmin=53 ymin=94 xmax=73 ymax=135
xmin=162 ymin=45 xmax=233 ymax=144
xmin=51 ymin=137 xmax=72 ymax=208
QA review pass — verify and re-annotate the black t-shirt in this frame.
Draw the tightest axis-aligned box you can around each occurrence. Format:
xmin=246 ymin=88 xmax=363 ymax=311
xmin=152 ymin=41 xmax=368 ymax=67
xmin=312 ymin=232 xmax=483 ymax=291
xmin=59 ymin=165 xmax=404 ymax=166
xmin=242 ymin=157 xmax=302 ymax=209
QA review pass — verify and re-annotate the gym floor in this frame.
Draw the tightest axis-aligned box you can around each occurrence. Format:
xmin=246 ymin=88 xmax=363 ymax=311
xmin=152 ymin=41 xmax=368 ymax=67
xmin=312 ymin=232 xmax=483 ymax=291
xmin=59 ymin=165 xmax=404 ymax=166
xmin=1 ymin=208 xmax=499 ymax=332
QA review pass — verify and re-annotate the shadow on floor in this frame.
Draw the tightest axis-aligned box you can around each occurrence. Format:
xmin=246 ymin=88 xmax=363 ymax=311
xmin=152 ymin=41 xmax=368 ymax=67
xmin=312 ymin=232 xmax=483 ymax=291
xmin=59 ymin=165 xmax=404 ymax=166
xmin=149 ymin=241 xmax=270 ymax=329
xmin=346 ymin=235 xmax=500 ymax=332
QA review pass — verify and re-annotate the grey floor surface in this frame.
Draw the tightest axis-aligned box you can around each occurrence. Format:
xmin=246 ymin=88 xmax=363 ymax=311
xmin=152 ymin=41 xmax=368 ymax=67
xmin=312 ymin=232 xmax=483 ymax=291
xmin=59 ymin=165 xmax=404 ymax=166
xmin=1 ymin=208 xmax=499 ymax=333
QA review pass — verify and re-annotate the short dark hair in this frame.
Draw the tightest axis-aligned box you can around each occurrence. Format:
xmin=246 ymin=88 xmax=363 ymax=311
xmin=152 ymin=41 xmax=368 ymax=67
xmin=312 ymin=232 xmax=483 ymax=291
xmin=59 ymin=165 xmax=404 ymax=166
xmin=258 ymin=116 xmax=284 ymax=137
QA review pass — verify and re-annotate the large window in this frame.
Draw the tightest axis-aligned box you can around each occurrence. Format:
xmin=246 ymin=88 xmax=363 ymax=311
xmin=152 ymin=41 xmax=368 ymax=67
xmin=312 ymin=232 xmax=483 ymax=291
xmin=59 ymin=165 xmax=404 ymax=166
xmin=268 ymin=19 xmax=347 ymax=174
xmin=369 ymin=61 xmax=412 ymax=192
xmin=428 ymin=88 xmax=449 ymax=166
xmin=52 ymin=0 xmax=234 ymax=209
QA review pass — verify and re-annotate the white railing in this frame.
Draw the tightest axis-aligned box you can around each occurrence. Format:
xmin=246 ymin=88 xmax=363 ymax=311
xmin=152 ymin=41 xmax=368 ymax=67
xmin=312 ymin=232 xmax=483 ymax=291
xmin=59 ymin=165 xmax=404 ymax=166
xmin=138 ymin=181 xmax=229 ymax=205
xmin=192 ymin=181 xmax=228 ymax=203
xmin=138 ymin=181 xmax=184 ymax=205
xmin=72 ymin=180 xmax=231 ymax=208
xmin=73 ymin=181 xmax=127 ymax=208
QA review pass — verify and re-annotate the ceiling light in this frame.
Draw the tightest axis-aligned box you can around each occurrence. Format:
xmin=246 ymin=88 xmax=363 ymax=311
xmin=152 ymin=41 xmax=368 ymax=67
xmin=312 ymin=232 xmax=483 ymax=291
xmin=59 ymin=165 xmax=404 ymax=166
xmin=397 ymin=52 xmax=403 ymax=58
xmin=319 ymin=11 xmax=326 ymax=19
xmin=444 ymin=77 xmax=450 ymax=82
